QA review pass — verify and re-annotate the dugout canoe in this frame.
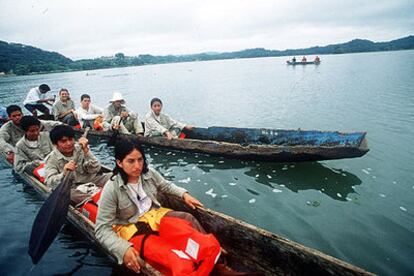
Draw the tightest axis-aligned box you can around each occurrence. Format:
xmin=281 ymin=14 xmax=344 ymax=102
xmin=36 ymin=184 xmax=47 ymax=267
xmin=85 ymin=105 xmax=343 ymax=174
xmin=287 ymin=60 xmax=321 ymax=65
xmin=1 ymin=157 xmax=374 ymax=275
xmin=74 ymin=126 xmax=369 ymax=162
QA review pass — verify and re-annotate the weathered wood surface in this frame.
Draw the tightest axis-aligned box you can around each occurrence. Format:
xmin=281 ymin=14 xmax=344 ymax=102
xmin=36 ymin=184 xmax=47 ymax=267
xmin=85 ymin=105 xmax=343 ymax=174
xmin=73 ymin=127 xmax=369 ymax=162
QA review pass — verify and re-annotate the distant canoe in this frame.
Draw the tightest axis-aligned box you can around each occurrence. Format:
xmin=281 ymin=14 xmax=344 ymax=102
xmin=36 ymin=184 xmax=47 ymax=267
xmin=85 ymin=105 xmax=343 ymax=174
xmin=74 ymin=126 xmax=369 ymax=162
xmin=287 ymin=60 xmax=321 ymax=65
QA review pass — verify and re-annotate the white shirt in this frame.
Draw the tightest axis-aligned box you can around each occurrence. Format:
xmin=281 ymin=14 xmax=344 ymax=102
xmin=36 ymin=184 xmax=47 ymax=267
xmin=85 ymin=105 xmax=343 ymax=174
xmin=127 ymin=181 xmax=152 ymax=216
xmin=76 ymin=104 xmax=103 ymax=126
xmin=23 ymin=87 xmax=47 ymax=105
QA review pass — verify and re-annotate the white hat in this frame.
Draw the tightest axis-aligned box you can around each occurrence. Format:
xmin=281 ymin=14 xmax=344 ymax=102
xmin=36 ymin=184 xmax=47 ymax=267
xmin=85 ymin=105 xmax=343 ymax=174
xmin=109 ymin=92 xmax=125 ymax=104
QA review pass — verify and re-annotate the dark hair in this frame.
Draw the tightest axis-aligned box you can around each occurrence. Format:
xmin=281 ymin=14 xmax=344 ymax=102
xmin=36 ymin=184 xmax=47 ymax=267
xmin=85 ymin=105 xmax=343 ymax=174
xmin=81 ymin=94 xmax=90 ymax=101
xmin=59 ymin=88 xmax=69 ymax=95
xmin=6 ymin=105 xmax=22 ymax=116
xmin=150 ymin=97 xmax=162 ymax=107
xmin=112 ymin=138 xmax=149 ymax=184
xmin=20 ymin=116 xmax=41 ymax=132
xmin=39 ymin=84 xmax=50 ymax=93
xmin=49 ymin=125 xmax=75 ymax=144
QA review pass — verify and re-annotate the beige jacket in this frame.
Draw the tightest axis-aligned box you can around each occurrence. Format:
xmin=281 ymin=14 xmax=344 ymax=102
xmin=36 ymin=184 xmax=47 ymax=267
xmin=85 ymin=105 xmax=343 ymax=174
xmin=14 ymin=132 xmax=53 ymax=173
xmin=144 ymin=111 xmax=186 ymax=137
xmin=103 ymin=104 xmax=144 ymax=134
xmin=0 ymin=120 xmax=60 ymax=154
xmin=52 ymin=99 xmax=76 ymax=121
xmin=44 ymin=144 xmax=101 ymax=189
xmin=95 ymin=168 xmax=187 ymax=264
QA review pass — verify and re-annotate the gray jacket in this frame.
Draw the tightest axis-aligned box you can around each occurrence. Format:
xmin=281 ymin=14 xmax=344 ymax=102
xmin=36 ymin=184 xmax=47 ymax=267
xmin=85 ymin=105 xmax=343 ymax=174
xmin=52 ymin=99 xmax=76 ymax=121
xmin=144 ymin=111 xmax=186 ymax=137
xmin=95 ymin=168 xmax=187 ymax=264
xmin=0 ymin=120 xmax=60 ymax=154
xmin=14 ymin=132 xmax=53 ymax=173
xmin=44 ymin=144 xmax=101 ymax=189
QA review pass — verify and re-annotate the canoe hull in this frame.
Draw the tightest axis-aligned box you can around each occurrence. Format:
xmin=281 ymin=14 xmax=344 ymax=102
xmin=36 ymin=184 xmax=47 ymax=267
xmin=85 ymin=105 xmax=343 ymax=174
xmin=1 ymin=156 xmax=373 ymax=275
xmin=74 ymin=127 xmax=369 ymax=162
xmin=287 ymin=61 xmax=321 ymax=65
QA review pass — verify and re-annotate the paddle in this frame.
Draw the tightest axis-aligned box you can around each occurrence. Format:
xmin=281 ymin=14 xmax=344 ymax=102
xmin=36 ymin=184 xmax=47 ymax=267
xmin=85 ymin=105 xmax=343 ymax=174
xmin=28 ymin=127 xmax=90 ymax=264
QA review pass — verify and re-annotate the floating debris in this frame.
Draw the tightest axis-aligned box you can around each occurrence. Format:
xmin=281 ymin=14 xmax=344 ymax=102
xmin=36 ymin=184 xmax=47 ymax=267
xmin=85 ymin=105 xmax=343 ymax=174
xmin=272 ymin=188 xmax=282 ymax=193
xmin=229 ymin=182 xmax=237 ymax=186
xmin=400 ymin=206 xmax=407 ymax=212
xmin=205 ymin=188 xmax=217 ymax=198
xmin=362 ymin=169 xmax=370 ymax=175
xmin=249 ymin=198 xmax=256 ymax=204
xmin=178 ymin=177 xmax=191 ymax=184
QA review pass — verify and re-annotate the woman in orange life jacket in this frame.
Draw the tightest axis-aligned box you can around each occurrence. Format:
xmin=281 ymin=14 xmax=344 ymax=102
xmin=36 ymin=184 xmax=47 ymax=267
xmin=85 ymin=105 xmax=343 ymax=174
xmin=95 ymin=138 xmax=221 ymax=275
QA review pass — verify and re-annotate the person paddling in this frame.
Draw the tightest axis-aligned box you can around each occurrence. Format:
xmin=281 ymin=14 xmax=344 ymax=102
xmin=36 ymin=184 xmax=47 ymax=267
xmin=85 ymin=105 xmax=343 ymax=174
xmin=144 ymin=98 xmax=193 ymax=140
xmin=95 ymin=138 xmax=221 ymax=275
xmin=44 ymin=125 xmax=110 ymax=205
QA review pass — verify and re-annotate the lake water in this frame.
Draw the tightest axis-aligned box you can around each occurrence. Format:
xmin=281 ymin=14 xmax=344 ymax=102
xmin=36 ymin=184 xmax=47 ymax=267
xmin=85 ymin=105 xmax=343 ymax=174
xmin=0 ymin=50 xmax=413 ymax=275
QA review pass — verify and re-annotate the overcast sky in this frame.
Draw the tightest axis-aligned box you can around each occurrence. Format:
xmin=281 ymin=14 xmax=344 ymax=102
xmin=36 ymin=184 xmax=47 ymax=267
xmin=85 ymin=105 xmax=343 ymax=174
xmin=0 ymin=0 xmax=412 ymax=60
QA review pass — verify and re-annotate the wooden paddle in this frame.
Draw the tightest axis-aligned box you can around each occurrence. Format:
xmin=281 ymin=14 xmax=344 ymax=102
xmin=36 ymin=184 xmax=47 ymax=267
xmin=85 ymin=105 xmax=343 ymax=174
xmin=28 ymin=127 xmax=90 ymax=264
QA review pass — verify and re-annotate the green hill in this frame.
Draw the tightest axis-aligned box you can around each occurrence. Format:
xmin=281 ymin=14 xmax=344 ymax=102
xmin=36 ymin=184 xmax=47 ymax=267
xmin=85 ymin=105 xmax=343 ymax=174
xmin=1 ymin=35 xmax=413 ymax=75
xmin=0 ymin=41 xmax=72 ymax=75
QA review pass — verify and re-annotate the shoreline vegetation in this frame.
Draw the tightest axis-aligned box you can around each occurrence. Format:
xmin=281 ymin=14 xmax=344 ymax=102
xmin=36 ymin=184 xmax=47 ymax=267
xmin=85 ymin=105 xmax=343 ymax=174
xmin=0 ymin=35 xmax=413 ymax=76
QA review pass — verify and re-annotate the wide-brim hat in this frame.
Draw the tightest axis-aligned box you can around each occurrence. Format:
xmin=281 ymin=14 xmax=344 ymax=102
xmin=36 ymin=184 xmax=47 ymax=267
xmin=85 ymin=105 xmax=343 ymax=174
xmin=109 ymin=92 xmax=125 ymax=104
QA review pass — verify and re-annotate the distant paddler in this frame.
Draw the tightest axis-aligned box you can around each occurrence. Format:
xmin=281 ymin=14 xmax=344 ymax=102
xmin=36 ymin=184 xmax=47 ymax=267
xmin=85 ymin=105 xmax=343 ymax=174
xmin=23 ymin=84 xmax=55 ymax=118
xmin=0 ymin=105 xmax=60 ymax=164
xmin=103 ymin=92 xmax=144 ymax=136
xmin=14 ymin=116 xmax=53 ymax=174
xmin=44 ymin=125 xmax=110 ymax=205
xmin=315 ymin=56 xmax=321 ymax=62
xmin=52 ymin=88 xmax=79 ymax=126
xmin=302 ymin=56 xmax=307 ymax=62
xmin=144 ymin=98 xmax=193 ymax=140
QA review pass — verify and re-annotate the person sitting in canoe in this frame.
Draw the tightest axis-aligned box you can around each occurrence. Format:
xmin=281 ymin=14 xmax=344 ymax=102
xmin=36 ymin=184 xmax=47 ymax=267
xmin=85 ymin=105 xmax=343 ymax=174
xmin=95 ymin=138 xmax=221 ymax=275
xmin=315 ymin=56 xmax=320 ymax=62
xmin=23 ymin=84 xmax=55 ymax=118
xmin=103 ymin=92 xmax=144 ymax=136
xmin=14 ymin=116 xmax=53 ymax=174
xmin=0 ymin=105 xmax=59 ymax=164
xmin=292 ymin=57 xmax=296 ymax=62
xmin=301 ymin=56 xmax=307 ymax=62
xmin=44 ymin=125 xmax=110 ymax=205
xmin=144 ymin=98 xmax=193 ymax=140
xmin=52 ymin=88 xmax=79 ymax=126
xmin=76 ymin=94 xmax=104 ymax=129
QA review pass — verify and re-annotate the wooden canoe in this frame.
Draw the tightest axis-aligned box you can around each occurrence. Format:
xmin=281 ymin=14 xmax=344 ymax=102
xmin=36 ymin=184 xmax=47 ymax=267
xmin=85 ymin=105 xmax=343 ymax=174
xmin=287 ymin=61 xmax=321 ymax=65
xmin=73 ymin=126 xmax=369 ymax=162
xmin=1 ymin=156 xmax=374 ymax=275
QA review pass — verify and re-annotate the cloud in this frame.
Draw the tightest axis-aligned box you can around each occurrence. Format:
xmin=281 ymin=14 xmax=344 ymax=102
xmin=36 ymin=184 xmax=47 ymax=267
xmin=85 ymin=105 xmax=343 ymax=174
xmin=0 ymin=0 xmax=412 ymax=59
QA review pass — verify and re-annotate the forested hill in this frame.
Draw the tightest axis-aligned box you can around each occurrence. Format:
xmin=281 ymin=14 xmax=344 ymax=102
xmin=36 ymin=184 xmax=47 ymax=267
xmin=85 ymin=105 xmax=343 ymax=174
xmin=0 ymin=41 xmax=72 ymax=75
xmin=1 ymin=35 xmax=413 ymax=75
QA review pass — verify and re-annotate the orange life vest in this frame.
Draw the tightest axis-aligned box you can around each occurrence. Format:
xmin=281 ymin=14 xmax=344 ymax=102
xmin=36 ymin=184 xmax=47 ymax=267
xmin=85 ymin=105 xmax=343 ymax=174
xmin=78 ymin=189 xmax=102 ymax=223
xmin=33 ymin=163 xmax=46 ymax=183
xmin=130 ymin=216 xmax=220 ymax=276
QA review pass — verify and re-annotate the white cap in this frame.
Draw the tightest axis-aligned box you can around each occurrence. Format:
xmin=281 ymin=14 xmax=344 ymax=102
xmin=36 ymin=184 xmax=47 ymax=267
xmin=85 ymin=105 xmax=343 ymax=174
xmin=109 ymin=92 xmax=125 ymax=104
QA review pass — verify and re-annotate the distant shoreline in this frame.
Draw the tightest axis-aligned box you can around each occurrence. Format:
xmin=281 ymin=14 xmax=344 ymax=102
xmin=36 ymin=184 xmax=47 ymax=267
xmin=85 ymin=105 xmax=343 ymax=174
xmin=1 ymin=35 xmax=413 ymax=76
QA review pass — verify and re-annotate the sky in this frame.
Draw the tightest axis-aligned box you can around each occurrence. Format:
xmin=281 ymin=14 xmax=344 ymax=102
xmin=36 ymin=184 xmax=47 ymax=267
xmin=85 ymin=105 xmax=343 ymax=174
xmin=0 ymin=0 xmax=413 ymax=60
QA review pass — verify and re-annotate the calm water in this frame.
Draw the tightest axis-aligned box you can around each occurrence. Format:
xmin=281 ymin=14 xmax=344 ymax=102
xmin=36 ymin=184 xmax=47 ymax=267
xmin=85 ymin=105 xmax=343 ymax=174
xmin=1 ymin=50 xmax=413 ymax=275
